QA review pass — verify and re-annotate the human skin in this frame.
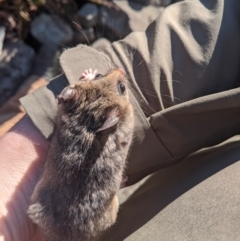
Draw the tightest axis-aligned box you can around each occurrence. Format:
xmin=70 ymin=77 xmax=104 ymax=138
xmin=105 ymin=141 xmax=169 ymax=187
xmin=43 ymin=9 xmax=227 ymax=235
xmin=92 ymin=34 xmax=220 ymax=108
xmin=0 ymin=115 xmax=48 ymax=241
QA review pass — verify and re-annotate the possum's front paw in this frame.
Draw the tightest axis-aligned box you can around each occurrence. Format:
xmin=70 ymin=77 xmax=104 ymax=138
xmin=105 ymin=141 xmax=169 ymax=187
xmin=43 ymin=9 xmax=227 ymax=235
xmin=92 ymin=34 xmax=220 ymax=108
xmin=80 ymin=68 xmax=97 ymax=81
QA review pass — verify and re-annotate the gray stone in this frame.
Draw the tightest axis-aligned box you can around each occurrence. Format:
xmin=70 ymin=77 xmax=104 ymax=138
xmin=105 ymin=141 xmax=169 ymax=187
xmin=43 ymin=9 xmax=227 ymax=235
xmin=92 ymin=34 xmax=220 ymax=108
xmin=91 ymin=38 xmax=111 ymax=52
xmin=98 ymin=5 xmax=130 ymax=41
xmin=98 ymin=1 xmax=163 ymax=40
xmin=129 ymin=0 xmax=172 ymax=7
xmin=33 ymin=44 xmax=62 ymax=81
xmin=172 ymin=0 xmax=183 ymax=3
xmin=0 ymin=26 xmax=6 ymax=56
xmin=73 ymin=27 xmax=95 ymax=45
xmin=161 ymin=0 xmax=172 ymax=6
xmin=78 ymin=3 xmax=99 ymax=28
xmin=0 ymin=40 xmax=35 ymax=106
xmin=31 ymin=13 xmax=73 ymax=47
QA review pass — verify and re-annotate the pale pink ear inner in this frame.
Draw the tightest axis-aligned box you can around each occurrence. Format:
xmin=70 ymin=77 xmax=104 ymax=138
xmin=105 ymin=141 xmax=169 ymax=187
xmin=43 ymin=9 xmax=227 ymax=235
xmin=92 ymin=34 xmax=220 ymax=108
xmin=97 ymin=109 xmax=119 ymax=132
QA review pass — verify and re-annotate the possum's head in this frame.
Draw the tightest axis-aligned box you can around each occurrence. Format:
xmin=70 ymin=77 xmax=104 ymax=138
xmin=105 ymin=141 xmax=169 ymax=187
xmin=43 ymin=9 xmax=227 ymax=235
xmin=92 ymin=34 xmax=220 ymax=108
xmin=57 ymin=68 xmax=133 ymax=134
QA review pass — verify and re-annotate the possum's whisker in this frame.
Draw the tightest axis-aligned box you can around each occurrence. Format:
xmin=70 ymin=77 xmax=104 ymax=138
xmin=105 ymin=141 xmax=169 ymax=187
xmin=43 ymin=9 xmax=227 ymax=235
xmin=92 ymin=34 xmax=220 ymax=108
xmin=132 ymin=49 xmax=137 ymax=57
xmin=100 ymin=53 xmax=115 ymax=74
xmin=141 ymin=106 xmax=152 ymax=116
xmin=159 ymin=114 xmax=168 ymax=122
xmin=111 ymin=17 xmax=114 ymax=41
xmin=127 ymin=82 xmax=156 ymax=113
xmin=128 ymin=83 xmax=177 ymax=107
xmin=58 ymin=43 xmax=68 ymax=49
xmin=161 ymin=94 xmax=181 ymax=102
xmin=128 ymin=82 xmax=181 ymax=103
xmin=104 ymin=58 xmax=111 ymax=73
xmin=92 ymin=18 xmax=100 ymax=38
xmin=141 ymin=91 xmax=159 ymax=99
xmin=161 ymin=79 xmax=183 ymax=84
xmin=147 ymin=105 xmax=157 ymax=114
xmin=72 ymin=21 xmax=90 ymax=46
xmin=160 ymin=98 xmax=173 ymax=105
xmin=141 ymin=101 xmax=158 ymax=114
xmin=104 ymin=49 xmax=116 ymax=72
xmin=137 ymin=59 xmax=144 ymax=66
xmin=133 ymin=76 xmax=182 ymax=85
xmin=138 ymin=87 xmax=157 ymax=95
xmin=173 ymin=70 xmax=183 ymax=76
xmin=138 ymin=87 xmax=181 ymax=102
xmin=128 ymin=49 xmax=137 ymax=60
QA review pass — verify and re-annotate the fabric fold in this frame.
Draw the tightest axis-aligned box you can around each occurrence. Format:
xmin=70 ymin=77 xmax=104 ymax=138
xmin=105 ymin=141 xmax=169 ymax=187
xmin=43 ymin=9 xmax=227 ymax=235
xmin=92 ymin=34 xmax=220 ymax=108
xmin=20 ymin=74 xmax=69 ymax=139
xmin=149 ymin=87 xmax=240 ymax=158
xmin=20 ymin=0 xmax=240 ymax=185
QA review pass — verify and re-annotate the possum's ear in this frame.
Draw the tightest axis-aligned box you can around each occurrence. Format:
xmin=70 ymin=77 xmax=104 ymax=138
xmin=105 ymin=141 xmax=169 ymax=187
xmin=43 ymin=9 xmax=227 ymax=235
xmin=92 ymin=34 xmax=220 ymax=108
xmin=97 ymin=109 xmax=119 ymax=132
xmin=58 ymin=87 xmax=77 ymax=104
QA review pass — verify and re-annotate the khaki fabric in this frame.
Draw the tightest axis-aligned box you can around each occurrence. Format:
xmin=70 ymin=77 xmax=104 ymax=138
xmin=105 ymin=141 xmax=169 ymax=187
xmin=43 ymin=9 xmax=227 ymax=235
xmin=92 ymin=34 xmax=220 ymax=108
xmin=0 ymin=75 xmax=47 ymax=136
xmin=100 ymin=135 xmax=240 ymax=240
xmin=21 ymin=0 xmax=240 ymax=184
xmin=20 ymin=0 xmax=240 ymax=239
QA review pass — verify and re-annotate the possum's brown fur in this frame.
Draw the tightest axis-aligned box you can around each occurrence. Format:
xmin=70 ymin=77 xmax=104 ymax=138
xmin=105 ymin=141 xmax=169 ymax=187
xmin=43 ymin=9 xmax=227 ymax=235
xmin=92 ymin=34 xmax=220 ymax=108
xmin=28 ymin=69 xmax=134 ymax=241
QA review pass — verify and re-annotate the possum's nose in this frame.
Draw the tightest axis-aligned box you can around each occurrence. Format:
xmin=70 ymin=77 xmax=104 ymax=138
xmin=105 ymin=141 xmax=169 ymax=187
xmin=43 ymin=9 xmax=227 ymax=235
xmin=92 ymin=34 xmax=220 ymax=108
xmin=117 ymin=68 xmax=125 ymax=75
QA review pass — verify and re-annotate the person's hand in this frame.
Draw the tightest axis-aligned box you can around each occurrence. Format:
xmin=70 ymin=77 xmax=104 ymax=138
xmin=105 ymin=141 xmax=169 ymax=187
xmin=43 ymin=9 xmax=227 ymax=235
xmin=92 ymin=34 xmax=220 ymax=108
xmin=0 ymin=116 xmax=49 ymax=241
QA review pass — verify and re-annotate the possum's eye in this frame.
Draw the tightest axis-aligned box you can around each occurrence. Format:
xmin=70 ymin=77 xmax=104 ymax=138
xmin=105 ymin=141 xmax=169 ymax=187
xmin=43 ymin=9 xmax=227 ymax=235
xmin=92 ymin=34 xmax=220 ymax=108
xmin=118 ymin=82 xmax=126 ymax=95
xmin=95 ymin=74 xmax=103 ymax=80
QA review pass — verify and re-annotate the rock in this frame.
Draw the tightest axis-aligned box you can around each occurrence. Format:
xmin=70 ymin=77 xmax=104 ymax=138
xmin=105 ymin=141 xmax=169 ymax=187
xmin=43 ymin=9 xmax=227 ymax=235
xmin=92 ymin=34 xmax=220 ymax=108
xmin=161 ymin=0 xmax=172 ymax=6
xmin=98 ymin=1 xmax=163 ymax=40
xmin=172 ymin=0 xmax=183 ymax=3
xmin=33 ymin=44 xmax=62 ymax=81
xmin=78 ymin=3 xmax=99 ymax=28
xmin=73 ymin=27 xmax=95 ymax=44
xmin=0 ymin=13 xmax=16 ymax=40
xmin=0 ymin=26 xmax=5 ymax=56
xmin=98 ymin=5 xmax=130 ymax=41
xmin=129 ymin=0 xmax=172 ymax=7
xmin=31 ymin=13 xmax=73 ymax=47
xmin=0 ymin=40 xmax=35 ymax=107
xmin=91 ymin=38 xmax=111 ymax=52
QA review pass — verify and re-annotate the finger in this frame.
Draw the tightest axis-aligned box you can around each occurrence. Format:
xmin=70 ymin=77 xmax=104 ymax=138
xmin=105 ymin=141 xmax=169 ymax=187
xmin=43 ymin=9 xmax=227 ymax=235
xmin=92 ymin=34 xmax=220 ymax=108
xmin=30 ymin=228 xmax=45 ymax=241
